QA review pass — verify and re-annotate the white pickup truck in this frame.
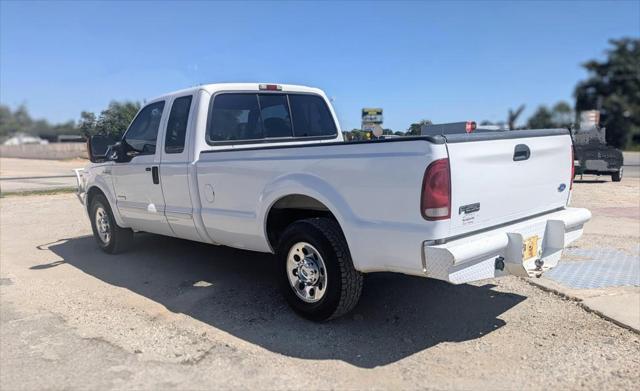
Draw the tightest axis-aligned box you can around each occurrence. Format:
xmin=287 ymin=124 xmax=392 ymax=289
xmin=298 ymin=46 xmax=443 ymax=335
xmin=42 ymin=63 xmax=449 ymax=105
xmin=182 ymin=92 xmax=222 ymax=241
xmin=76 ymin=83 xmax=591 ymax=321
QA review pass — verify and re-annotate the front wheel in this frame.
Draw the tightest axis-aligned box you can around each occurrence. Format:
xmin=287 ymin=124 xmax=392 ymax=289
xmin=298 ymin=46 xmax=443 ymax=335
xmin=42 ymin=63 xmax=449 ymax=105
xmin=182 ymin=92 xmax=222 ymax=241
xmin=276 ymin=218 xmax=363 ymax=321
xmin=89 ymin=194 xmax=133 ymax=254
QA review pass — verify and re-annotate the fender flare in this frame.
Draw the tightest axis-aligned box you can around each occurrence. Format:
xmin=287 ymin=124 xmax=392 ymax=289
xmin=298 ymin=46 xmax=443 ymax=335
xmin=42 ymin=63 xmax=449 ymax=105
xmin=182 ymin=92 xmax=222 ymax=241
xmin=257 ymin=173 xmax=362 ymax=268
xmin=86 ymin=180 xmax=126 ymax=228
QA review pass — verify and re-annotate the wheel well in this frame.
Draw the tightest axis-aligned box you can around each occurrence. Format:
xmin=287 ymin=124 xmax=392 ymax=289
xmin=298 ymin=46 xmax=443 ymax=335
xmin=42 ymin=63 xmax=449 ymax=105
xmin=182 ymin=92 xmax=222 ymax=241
xmin=266 ymin=194 xmax=337 ymax=250
xmin=86 ymin=186 xmax=106 ymax=212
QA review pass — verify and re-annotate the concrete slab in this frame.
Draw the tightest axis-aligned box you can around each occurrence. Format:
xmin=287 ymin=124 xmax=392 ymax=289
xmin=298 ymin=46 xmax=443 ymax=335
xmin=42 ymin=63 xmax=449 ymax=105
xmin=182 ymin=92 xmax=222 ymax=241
xmin=527 ymin=278 xmax=640 ymax=334
xmin=583 ymin=293 xmax=640 ymax=334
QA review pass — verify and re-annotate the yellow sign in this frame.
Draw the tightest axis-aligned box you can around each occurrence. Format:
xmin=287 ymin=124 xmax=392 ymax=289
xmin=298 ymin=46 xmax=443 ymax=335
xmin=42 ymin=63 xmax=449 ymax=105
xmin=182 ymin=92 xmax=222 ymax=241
xmin=362 ymin=108 xmax=383 ymax=116
xmin=362 ymin=108 xmax=383 ymax=124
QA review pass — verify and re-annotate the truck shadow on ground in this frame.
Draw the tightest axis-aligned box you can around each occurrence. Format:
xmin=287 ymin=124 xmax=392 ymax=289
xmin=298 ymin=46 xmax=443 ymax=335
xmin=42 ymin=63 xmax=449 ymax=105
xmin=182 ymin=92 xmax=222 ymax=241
xmin=37 ymin=234 xmax=525 ymax=368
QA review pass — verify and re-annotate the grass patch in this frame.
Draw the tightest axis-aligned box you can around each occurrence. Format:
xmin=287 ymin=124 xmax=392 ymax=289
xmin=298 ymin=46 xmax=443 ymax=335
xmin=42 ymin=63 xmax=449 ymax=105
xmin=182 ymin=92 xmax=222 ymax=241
xmin=0 ymin=187 xmax=77 ymax=198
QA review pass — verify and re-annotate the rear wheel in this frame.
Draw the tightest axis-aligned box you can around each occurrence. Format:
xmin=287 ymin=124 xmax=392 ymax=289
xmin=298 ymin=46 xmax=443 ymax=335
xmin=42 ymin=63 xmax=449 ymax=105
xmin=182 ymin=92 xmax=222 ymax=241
xmin=276 ymin=218 xmax=363 ymax=321
xmin=611 ymin=167 xmax=623 ymax=182
xmin=89 ymin=194 xmax=133 ymax=254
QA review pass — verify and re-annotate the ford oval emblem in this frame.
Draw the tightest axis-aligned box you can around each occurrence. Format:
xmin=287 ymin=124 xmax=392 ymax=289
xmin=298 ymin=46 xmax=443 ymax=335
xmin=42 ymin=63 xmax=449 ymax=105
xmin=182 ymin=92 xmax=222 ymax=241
xmin=558 ymin=183 xmax=567 ymax=192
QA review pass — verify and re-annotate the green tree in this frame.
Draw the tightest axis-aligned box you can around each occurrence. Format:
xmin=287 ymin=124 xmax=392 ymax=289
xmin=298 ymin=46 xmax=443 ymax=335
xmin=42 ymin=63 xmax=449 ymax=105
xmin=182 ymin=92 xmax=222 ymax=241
xmin=343 ymin=129 xmax=365 ymax=141
xmin=38 ymin=120 xmax=80 ymax=140
xmin=0 ymin=105 xmax=16 ymax=140
xmin=13 ymin=105 xmax=32 ymax=131
xmin=78 ymin=111 xmax=97 ymax=136
xmin=574 ymin=38 xmax=640 ymax=148
xmin=551 ymin=101 xmax=574 ymax=128
xmin=0 ymin=104 xmax=77 ymax=141
xmin=406 ymin=119 xmax=432 ymax=136
xmin=527 ymin=106 xmax=554 ymax=129
xmin=93 ymin=101 xmax=141 ymax=138
xmin=526 ymin=101 xmax=574 ymax=129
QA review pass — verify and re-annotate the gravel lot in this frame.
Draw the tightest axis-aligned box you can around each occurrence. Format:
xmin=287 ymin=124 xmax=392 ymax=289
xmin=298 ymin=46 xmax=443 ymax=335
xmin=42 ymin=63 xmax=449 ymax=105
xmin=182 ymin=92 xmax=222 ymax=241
xmin=1 ymin=181 xmax=639 ymax=390
xmin=0 ymin=157 xmax=86 ymax=193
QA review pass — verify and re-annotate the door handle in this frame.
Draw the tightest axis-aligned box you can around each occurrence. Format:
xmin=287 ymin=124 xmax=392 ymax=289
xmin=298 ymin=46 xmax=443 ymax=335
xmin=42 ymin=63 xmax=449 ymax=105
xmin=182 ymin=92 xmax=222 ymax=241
xmin=149 ymin=166 xmax=159 ymax=184
xmin=513 ymin=144 xmax=530 ymax=161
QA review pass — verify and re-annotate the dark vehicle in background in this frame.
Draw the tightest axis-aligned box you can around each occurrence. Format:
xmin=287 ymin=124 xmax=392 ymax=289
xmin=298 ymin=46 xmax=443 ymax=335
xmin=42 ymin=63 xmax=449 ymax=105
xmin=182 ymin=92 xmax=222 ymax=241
xmin=572 ymin=111 xmax=624 ymax=182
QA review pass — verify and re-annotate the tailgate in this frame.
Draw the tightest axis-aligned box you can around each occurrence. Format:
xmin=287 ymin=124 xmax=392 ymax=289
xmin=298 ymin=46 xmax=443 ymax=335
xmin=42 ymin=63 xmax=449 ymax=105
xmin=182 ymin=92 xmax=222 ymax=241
xmin=445 ymin=130 xmax=572 ymax=237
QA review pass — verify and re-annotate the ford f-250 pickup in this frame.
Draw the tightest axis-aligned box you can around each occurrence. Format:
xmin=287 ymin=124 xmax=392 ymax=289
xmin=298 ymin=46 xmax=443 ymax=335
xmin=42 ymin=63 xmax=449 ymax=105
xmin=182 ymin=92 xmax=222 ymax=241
xmin=76 ymin=83 xmax=591 ymax=321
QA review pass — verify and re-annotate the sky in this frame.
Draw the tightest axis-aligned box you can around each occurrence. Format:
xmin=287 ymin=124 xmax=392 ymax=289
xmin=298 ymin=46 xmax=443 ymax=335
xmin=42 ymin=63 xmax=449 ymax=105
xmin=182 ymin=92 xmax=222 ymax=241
xmin=1 ymin=0 xmax=639 ymax=131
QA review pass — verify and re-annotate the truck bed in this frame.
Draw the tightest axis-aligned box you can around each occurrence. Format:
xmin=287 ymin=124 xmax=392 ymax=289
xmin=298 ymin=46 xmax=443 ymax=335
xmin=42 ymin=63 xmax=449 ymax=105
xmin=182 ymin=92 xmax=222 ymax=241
xmin=195 ymin=128 xmax=574 ymax=275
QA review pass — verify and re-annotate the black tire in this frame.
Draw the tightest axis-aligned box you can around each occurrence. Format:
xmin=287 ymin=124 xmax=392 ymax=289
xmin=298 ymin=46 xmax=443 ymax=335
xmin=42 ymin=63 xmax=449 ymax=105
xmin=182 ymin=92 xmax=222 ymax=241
xmin=611 ymin=168 xmax=623 ymax=182
xmin=89 ymin=194 xmax=133 ymax=254
xmin=276 ymin=217 xmax=363 ymax=321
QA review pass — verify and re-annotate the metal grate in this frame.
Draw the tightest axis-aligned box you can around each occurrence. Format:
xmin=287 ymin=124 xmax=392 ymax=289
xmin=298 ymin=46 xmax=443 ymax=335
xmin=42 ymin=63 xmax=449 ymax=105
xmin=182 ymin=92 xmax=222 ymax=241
xmin=545 ymin=247 xmax=640 ymax=289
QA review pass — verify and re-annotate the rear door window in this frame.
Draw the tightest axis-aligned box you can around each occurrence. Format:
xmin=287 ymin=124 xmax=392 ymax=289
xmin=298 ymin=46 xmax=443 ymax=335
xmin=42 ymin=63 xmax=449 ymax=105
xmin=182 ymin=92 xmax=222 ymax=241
xmin=165 ymin=95 xmax=193 ymax=154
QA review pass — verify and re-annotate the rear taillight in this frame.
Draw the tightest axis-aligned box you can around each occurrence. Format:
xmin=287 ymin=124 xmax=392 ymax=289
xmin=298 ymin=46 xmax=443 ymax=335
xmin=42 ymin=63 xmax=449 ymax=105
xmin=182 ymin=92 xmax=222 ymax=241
xmin=421 ymin=158 xmax=451 ymax=220
xmin=570 ymin=147 xmax=575 ymax=190
xmin=465 ymin=121 xmax=476 ymax=133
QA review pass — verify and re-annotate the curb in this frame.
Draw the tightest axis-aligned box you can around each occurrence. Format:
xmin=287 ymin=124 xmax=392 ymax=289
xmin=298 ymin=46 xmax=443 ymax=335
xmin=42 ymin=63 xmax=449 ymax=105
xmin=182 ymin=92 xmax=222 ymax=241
xmin=525 ymin=277 xmax=640 ymax=335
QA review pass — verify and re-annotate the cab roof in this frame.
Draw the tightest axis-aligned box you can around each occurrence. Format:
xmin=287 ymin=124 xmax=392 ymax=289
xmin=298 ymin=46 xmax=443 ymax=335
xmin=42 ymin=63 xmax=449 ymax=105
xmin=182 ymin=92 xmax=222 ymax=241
xmin=149 ymin=83 xmax=326 ymax=102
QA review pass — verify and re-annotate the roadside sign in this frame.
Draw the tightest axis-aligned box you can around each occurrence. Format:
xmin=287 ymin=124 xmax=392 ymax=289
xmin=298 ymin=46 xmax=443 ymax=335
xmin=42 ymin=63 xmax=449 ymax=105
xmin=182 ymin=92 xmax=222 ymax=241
xmin=362 ymin=123 xmax=383 ymax=138
xmin=362 ymin=108 xmax=383 ymax=124
xmin=362 ymin=123 xmax=376 ymax=132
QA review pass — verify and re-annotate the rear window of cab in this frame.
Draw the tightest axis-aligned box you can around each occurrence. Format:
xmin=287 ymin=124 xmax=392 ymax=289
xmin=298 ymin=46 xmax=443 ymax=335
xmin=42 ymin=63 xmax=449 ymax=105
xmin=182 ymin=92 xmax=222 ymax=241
xmin=206 ymin=93 xmax=337 ymax=144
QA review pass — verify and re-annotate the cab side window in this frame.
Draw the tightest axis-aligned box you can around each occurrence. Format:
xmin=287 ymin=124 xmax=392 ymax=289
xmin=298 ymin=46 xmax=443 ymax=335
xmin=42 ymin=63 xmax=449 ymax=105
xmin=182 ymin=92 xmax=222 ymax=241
xmin=165 ymin=96 xmax=193 ymax=154
xmin=124 ymin=101 xmax=165 ymax=155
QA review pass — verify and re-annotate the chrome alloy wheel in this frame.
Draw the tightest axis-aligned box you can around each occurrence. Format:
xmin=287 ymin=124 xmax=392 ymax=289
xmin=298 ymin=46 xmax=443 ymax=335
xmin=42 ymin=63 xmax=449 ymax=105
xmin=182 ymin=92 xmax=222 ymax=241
xmin=95 ymin=206 xmax=111 ymax=244
xmin=286 ymin=242 xmax=328 ymax=303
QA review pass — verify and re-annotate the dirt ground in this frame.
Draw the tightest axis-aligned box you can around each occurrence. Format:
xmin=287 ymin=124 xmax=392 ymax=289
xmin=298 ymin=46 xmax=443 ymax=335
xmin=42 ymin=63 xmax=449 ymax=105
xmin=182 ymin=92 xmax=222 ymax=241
xmin=571 ymin=176 xmax=640 ymax=252
xmin=0 ymin=181 xmax=639 ymax=390
xmin=0 ymin=157 xmax=87 ymax=178
xmin=0 ymin=157 xmax=87 ymax=193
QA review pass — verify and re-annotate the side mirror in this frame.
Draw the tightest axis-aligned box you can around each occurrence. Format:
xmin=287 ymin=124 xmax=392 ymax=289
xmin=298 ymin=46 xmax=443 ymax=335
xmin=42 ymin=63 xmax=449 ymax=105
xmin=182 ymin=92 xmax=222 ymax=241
xmin=87 ymin=134 xmax=119 ymax=163
xmin=106 ymin=141 xmax=137 ymax=163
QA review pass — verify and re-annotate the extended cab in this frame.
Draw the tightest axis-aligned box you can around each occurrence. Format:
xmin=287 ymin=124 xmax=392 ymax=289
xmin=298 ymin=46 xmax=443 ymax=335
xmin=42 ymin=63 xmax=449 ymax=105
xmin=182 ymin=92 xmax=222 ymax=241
xmin=76 ymin=83 xmax=591 ymax=321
